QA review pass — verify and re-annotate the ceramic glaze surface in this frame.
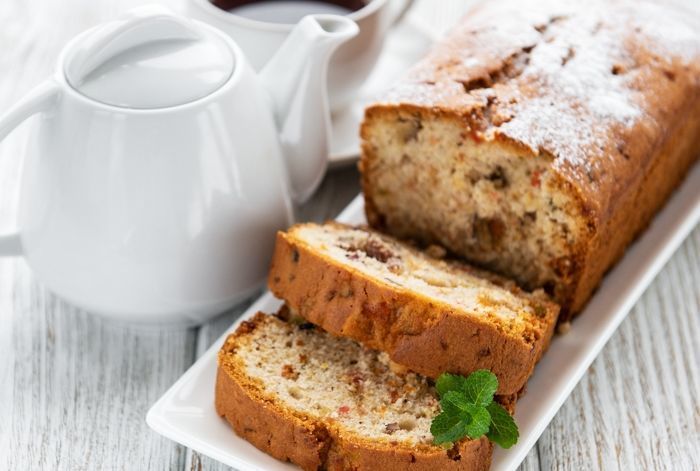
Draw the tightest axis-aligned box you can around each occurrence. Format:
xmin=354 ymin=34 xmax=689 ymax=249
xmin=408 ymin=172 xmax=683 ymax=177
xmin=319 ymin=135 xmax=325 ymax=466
xmin=230 ymin=1 xmax=353 ymax=23
xmin=0 ymin=7 xmax=356 ymax=323
xmin=187 ymin=0 xmax=412 ymax=110
xmin=65 ymin=9 xmax=235 ymax=109
xmin=19 ymin=69 xmax=291 ymax=323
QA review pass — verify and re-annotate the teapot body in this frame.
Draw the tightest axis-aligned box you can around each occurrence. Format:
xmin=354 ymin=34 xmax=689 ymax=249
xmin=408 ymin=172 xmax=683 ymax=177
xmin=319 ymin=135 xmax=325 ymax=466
xmin=0 ymin=8 xmax=354 ymax=324
xmin=17 ymin=55 xmax=293 ymax=323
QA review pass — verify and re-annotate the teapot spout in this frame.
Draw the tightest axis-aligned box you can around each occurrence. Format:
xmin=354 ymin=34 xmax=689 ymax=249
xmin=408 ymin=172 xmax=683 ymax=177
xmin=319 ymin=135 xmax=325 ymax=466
xmin=259 ymin=15 xmax=358 ymax=203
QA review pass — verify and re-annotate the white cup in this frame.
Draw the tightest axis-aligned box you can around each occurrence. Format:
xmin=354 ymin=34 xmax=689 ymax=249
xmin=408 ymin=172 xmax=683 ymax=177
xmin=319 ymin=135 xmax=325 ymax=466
xmin=186 ymin=0 xmax=413 ymax=111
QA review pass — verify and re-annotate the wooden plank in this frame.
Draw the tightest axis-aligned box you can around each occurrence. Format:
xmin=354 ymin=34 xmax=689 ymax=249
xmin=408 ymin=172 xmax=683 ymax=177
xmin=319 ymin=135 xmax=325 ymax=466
xmin=534 ymin=228 xmax=700 ymax=471
xmin=0 ymin=0 xmax=193 ymax=469
xmin=0 ymin=261 xmax=196 ymax=469
xmin=2 ymin=0 xmax=699 ymax=469
xmin=517 ymin=448 xmax=541 ymax=471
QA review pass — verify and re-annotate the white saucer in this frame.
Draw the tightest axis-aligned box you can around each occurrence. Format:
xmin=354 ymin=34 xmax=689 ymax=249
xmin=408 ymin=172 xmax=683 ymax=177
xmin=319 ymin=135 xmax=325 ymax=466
xmin=328 ymin=16 xmax=433 ymax=166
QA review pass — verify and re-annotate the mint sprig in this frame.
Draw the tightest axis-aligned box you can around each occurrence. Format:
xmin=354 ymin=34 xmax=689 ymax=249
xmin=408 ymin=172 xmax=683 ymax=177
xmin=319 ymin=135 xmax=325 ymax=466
xmin=430 ymin=371 xmax=519 ymax=448
xmin=485 ymin=401 xmax=519 ymax=448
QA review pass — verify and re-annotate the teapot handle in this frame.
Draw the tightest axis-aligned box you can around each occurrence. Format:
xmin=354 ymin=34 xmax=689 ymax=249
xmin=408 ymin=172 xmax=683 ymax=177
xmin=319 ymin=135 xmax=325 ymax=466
xmin=0 ymin=80 xmax=60 ymax=256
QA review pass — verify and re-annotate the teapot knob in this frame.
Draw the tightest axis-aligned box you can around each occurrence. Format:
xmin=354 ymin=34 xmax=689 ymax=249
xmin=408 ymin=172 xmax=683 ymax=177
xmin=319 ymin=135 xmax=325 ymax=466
xmin=66 ymin=6 xmax=202 ymax=87
xmin=63 ymin=6 xmax=234 ymax=109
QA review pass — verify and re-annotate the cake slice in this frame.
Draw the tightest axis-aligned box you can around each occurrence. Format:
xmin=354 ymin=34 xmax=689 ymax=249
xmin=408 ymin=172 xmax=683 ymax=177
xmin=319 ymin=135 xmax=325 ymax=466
xmin=216 ymin=312 xmax=493 ymax=471
xmin=268 ymin=222 xmax=559 ymax=396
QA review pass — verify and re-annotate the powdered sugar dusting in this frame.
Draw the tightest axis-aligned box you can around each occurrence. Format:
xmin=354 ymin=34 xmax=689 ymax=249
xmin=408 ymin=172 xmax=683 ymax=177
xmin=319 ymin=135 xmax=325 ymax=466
xmin=376 ymin=0 xmax=700 ymax=190
xmin=630 ymin=0 xmax=700 ymax=62
xmin=495 ymin=5 xmax=647 ymax=160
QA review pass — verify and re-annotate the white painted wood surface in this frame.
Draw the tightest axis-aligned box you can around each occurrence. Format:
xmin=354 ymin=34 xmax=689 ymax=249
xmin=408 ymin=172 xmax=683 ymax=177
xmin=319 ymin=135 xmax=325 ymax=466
xmin=0 ymin=1 xmax=698 ymax=470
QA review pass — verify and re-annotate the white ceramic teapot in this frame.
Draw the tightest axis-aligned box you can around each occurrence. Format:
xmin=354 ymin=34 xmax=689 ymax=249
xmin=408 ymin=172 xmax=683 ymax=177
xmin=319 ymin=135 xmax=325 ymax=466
xmin=0 ymin=6 xmax=357 ymax=324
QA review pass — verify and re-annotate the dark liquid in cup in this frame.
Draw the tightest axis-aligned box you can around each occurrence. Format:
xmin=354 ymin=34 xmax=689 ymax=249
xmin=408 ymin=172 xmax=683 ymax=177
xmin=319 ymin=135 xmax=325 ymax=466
xmin=212 ymin=0 xmax=367 ymax=24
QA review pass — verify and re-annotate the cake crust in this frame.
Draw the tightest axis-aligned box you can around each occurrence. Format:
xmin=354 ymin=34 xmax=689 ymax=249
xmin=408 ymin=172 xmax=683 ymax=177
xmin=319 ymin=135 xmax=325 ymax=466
xmin=215 ymin=313 xmax=493 ymax=471
xmin=360 ymin=0 xmax=700 ymax=319
xmin=268 ymin=223 xmax=558 ymax=396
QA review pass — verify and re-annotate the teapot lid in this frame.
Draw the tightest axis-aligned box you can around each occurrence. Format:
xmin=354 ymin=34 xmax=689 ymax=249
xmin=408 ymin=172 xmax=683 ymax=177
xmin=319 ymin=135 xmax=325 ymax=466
xmin=64 ymin=6 xmax=234 ymax=109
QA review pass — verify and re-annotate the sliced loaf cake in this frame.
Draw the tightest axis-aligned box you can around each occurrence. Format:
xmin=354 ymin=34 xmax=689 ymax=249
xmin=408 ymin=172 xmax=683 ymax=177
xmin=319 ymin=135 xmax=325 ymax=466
xmin=216 ymin=311 xmax=493 ymax=471
xmin=360 ymin=0 xmax=700 ymax=320
xmin=268 ymin=222 xmax=559 ymax=396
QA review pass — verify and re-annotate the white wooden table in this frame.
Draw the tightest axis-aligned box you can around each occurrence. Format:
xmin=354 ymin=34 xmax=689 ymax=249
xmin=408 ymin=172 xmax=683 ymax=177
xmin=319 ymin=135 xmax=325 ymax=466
xmin=1 ymin=1 xmax=698 ymax=469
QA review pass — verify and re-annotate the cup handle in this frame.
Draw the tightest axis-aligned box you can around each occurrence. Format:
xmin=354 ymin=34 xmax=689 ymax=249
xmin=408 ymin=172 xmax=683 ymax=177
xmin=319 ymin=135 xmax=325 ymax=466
xmin=388 ymin=0 xmax=415 ymax=27
xmin=0 ymin=79 xmax=60 ymax=256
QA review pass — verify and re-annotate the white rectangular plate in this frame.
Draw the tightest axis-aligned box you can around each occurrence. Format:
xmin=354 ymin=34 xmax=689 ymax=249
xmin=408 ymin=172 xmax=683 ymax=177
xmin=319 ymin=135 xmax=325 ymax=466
xmin=148 ymin=164 xmax=700 ymax=471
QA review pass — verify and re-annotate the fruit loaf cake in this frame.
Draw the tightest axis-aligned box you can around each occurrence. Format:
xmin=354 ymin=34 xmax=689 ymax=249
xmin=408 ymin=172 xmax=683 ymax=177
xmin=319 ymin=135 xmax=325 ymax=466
xmin=359 ymin=0 xmax=700 ymax=320
xmin=216 ymin=311 xmax=494 ymax=471
xmin=268 ymin=222 xmax=559 ymax=396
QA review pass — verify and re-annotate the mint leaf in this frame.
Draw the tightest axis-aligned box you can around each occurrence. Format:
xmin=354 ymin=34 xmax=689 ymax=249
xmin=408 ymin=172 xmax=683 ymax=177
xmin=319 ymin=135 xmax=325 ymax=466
xmin=430 ymin=402 xmax=491 ymax=444
xmin=462 ymin=370 xmax=498 ymax=407
xmin=485 ymin=402 xmax=519 ymax=448
xmin=431 ymin=371 xmax=519 ymax=448
xmin=440 ymin=390 xmax=472 ymax=415
xmin=435 ymin=373 xmax=468 ymax=397
xmin=462 ymin=404 xmax=491 ymax=438
xmin=435 ymin=370 xmax=498 ymax=407
xmin=438 ymin=391 xmax=491 ymax=438
xmin=430 ymin=410 xmax=469 ymax=444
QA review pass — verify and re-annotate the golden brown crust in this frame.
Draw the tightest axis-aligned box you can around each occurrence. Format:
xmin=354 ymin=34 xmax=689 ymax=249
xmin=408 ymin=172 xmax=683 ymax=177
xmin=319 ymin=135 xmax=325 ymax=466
xmin=268 ymin=227 xmax=558 ymax=396
xmin=216 ymin=314 xmax=330 ymax=470
xmin=215 ymin=313 xmax=493 ymax=471
xmin=566 ymin=100 xmax=700 ymax=314
xmin=360 ymin=0 xmax=700 ymax=320
xmin=323 ymin=435 xmax=492 ymax=471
